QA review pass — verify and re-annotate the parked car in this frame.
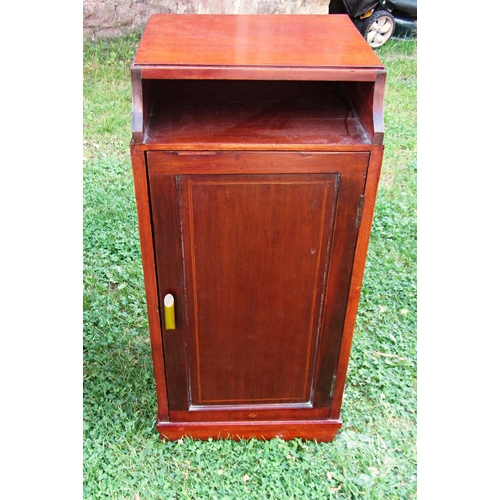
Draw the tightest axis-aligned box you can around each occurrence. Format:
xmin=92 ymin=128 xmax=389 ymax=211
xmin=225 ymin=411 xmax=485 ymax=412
xmin=329 ymin=0 xmax=417 ymax=48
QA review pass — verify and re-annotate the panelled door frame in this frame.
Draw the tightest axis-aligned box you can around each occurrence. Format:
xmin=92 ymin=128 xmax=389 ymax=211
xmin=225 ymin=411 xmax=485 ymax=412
xmin=147 ymin=151 xmax=368 ymax=423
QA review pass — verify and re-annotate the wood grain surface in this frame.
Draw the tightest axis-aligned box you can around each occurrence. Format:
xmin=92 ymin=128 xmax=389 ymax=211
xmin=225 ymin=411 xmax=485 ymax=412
xmin=134 ymin=14 xmax=383 ymax=70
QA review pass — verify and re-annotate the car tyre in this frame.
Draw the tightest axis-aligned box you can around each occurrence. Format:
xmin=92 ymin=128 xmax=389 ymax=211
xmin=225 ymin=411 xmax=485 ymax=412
xmin=359 ymin=10 xmax=395 ymax=48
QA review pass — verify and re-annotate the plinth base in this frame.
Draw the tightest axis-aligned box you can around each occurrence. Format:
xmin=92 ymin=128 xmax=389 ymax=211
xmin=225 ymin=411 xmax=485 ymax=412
xmin=157 ymin=418 xmax=342 ymax=442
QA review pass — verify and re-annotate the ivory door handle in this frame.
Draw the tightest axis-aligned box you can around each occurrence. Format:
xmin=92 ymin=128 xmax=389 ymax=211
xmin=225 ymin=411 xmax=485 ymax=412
xmin=164 ymin=294 xmax=176 ymax=330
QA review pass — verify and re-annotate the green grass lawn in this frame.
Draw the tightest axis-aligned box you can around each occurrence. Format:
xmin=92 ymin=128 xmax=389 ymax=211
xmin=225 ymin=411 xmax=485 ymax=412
xmin=83 ymin=34 xmax=417 ymax=499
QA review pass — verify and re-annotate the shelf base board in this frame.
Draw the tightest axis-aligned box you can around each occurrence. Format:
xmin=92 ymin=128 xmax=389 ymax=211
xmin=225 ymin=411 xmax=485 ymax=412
xmin=157 ymin=418 xmax=342 ymax=442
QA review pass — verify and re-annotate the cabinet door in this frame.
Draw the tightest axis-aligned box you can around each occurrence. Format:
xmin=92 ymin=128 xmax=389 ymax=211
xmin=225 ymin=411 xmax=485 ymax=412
xmin=148 ymin=152 xmax=367 ymax=422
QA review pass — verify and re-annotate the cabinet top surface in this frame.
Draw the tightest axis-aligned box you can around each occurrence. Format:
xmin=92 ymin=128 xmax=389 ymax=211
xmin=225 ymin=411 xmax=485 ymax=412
xmin=133 ymin=14 xmax=384 ymax=71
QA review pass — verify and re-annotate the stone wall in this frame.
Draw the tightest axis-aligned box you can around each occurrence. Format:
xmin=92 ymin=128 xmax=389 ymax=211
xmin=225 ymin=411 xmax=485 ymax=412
xmin=83 ymin=0 xmax=330 ymax=39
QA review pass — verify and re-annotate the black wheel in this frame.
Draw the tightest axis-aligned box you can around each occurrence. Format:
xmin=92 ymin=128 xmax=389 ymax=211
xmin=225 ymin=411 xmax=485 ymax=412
xmin=359 ymin=10 xmax=395 ymax=48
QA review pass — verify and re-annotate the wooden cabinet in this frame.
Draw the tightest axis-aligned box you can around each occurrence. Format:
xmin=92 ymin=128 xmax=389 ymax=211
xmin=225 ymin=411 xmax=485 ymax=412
xmin=130 ymin=14 xmax=386 ymax=441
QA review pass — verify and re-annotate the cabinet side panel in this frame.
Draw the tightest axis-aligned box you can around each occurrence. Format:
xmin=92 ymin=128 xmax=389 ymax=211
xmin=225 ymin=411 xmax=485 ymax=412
xmin=148 ymin=173 xmax=191 ymax=411
xmin=342 ymin=82 xmax=375 ymax=143
xmin=130 ymin=145 xmax=169 ymax=420
xmin=341 ymin=72 xmax=385 ymax=145
xmin=313 ymin=172 xmax=367 ymax=407
xmin=331 ymin=146 xmax=384 ymax=418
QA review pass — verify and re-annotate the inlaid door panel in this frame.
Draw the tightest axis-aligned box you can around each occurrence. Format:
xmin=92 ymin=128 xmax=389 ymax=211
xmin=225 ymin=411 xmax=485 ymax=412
xmin=180 ymin=174 xmax=337 ymax=406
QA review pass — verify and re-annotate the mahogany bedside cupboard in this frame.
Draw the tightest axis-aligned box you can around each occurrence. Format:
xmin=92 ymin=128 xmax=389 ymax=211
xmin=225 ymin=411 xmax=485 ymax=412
xmin=129 ymin=14 xmax=386 ymax=441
